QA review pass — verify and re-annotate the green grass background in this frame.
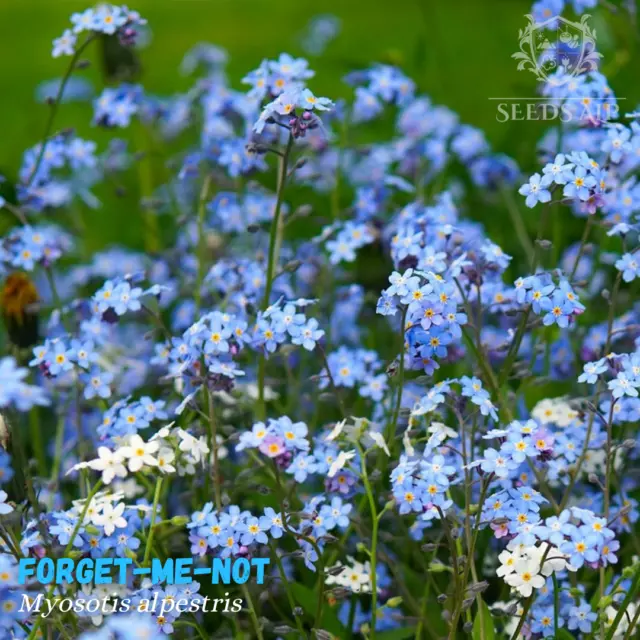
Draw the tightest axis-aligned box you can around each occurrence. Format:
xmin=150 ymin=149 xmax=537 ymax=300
xmin=0 ymin=0 xmax=639 ymax=251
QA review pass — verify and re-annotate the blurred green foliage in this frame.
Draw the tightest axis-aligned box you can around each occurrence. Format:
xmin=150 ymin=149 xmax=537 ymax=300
xmin=0 ymin=0 xmax=639 ymax=254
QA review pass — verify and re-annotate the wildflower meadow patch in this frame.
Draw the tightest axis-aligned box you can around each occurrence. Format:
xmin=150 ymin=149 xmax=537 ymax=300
xmin=0 ymin=2 xmax=640 ymax=639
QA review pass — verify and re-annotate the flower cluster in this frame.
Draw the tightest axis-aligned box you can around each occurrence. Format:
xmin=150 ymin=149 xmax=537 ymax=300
xmin=53 ymin=5 xmax=146 ymax=58
xmin=519 ymin=152 xmax=607 ymax=212
xmin=2 ymin=3 xmax=640 ymax=639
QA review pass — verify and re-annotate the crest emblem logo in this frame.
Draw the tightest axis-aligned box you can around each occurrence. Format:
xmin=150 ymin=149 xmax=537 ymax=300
xmin=512 ymin=14 xmax=602 ymax=86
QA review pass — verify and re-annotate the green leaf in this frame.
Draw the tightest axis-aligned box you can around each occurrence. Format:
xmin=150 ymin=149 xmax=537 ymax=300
xmin=472 ymin=598 xmax=495 ymax=640
xmin=289 ymin=582 xmax=344 ymax=637
xmin=554 ymin=630 xmax=576 ymax=640
xmin=377 ymin=628 xmax=417 ymax=640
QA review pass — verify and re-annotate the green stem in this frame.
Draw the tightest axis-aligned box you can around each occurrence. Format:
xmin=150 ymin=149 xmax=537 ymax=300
xmin=500 ymin=184 xmax=534 ymax=264
xmin=28 ymin=406 xmax=46 ymax=477
xmin=318 ymin=344 xmax=347 ymax=418
xmin=356 ymin=443 xmax=379 ymax=640
xmin=207 ymin=391 xmax=223 ymax=510
xmin=497 ymin=307 xmax=531 ymax=388
xmin=143 ymin=477 xmax=164 ymax=567
xmin=509 ymin=597 xmax=533 ymax=640
xmin=273 ymin=463 xmax=326 ymax=627
xmin=387 ymin=307 xmax=408 ymax=451
xmin=605 ymin=569 xmax=640 ymax=640
xmin=195 ymin=174 xmax=212 ymax=314
xmin=569 ymin=216 xmax=593 ymax=282
xmin=45 ymin=267 xmax=72 ymax=334
xmin=50 ymin=411 xmax=66 ymax=486
xmin=270 ymin=541 xmax=306 ymax=636
xmin=258 ymin=133 xmax=294 ymax=421
xmin=262 ymin=132 xmax=294 ymax=308
xmin=622 ymin=604 xmax=640 ymax=640
xmin=240 ymin=583 xmax=264 ymax=640
xmin=27 ymin=35 xmax=96 ymax=186
xmin=257 ymin=353 xmax=267 ymax=422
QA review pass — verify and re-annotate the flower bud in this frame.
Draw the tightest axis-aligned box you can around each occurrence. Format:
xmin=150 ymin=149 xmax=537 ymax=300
xmin=386 ymin=597 xmax=403 ymax=608
xmin=468 ymin=581 xmax=489 ymax=594
xmin=622 ymin=565 xmax=637 ymax=579
xmin=283 ymin=260 xmax=302 ymax=273
xmin=273 ymin=625 xmax=296 ymax=634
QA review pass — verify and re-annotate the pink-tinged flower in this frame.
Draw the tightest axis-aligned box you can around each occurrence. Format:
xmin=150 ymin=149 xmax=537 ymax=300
xmin=259 ymin=435 xmax=286 ymax=458
xmin=532 ymin=429 xmax=554 ymax=454
xmin=492 ymin=522 xmax=510 ymax=539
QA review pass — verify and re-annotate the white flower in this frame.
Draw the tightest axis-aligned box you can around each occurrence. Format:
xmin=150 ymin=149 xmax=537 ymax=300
xmin=88 ymin=447 xmax=128 ymax=484
xmin=77 ymin=491 xmax=123 ymax=526
xmin=178 ymin=460 xmax=196 ymax=476
xmin=325 ymin=558 xmax=371 ymax=593
xmin=529 ymin=543 xmax=568 ymax=576
xmin=244 ymin=383 xmax=279 ymax=401
xmin=504 ymin=557 xmax=545 ymax=597
xmin=111 ymin=478 xmax=144 ymax=499
xmin=605 ymin=602 xmax=637 ymax=638
xmin=325 ymin=419 xmax=346 ymax=442
xmin=118 ymin=435 xmax=159 ymax=472
xmin=428 ymin=422 xmax=458 ymax=440
xmin=67 ymin=460 xmax=91 ymax=474
xmin=497 ymin=549 xmax=521 ymax=578
xmin=532 ymin=398 xmax=575 ymax=426
xmin=150 ymin=422 xmax=175 ymax=441
xmin=156 ymin=448 xmax=176 ymax=474
xmin=484 ymin=428 xmax=509 ymax=439
xmin=0 ymin=490 xmax=13 ymax=515
xmin=582 ymin=448 xmax=624 ymax=475
xmin=367 ymin=430 xmax=390 ymax=455
xmin=93 ymin=502 xmax=127 ymax=536
xmin=402 ymin=427 xmax=415 ymax=456
xmin=177 ymin=429 xmax=209 ymax=463
xmin=175 ymin=390 xmax=197 ymax=415
xmin=125 ymin=503 xmax=154 ymax=514
xmin=328 ymin=450 xmax=356 ymax=478
xmin=553 ymin=400 xmax=579 ymax=427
